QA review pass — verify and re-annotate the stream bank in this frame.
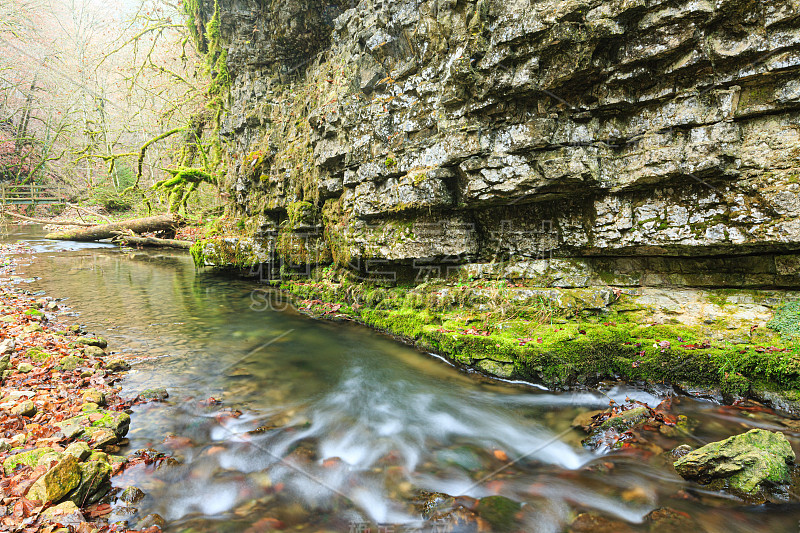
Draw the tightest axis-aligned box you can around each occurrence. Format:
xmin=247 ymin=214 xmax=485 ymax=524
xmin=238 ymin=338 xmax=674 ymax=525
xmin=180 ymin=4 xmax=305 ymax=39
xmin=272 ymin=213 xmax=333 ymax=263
xmin=4 ymin=225 xmax=800 ymax=532
xmin=0 ymin=241 xmax=166 ymax=532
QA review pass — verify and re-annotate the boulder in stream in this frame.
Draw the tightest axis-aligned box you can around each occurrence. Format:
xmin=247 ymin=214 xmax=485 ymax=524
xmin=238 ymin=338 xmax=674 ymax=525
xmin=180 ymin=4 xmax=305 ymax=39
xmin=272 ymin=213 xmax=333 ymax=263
xmin=673 ymin=429 xmax=795 ymax=495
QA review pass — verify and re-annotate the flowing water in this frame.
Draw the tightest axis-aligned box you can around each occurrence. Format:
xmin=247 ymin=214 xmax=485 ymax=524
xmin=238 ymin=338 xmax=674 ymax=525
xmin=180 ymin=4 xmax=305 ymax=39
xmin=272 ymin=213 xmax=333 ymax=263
xmin=4 ymin=224 xmax=800 ymax=532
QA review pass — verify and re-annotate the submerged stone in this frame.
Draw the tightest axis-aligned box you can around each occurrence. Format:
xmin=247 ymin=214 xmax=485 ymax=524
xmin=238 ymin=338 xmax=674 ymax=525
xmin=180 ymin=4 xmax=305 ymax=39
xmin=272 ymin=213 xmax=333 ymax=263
xmin=139 ymin=387 xmax=169 ymax=401
xmin=120 ymin=486 xmax=146 ymax=504
xmin=475 ymin=495 xmax=521 ymax=532
xmin=673 ymin=429 xmax=795 ymax=494
xmin=105 ymin=358 xmax=131 ymax=372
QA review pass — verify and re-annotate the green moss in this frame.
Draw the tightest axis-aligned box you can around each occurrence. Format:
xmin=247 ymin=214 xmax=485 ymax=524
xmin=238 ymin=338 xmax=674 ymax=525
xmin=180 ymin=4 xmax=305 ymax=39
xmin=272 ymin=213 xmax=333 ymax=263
xmin=277 ymin=278 xmax=800 ymax=395
xmin=190 ymin=241 xmax=206 ymax=268
xmin=767 ymin=301 xmax=800 ymax=340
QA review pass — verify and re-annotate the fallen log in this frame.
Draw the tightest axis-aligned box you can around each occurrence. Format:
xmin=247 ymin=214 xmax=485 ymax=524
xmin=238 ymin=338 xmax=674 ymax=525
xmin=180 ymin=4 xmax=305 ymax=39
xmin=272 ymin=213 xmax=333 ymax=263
xmin=111 ymin=231 xmax=192 ymax=249
xmin=45 ymin=214 xmax=180 ymax=241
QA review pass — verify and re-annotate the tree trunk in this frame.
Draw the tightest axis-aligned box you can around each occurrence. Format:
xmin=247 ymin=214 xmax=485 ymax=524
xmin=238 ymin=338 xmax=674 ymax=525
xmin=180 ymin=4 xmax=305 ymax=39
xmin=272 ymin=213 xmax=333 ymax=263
xmin=112 ymin=232 xmax=192 ymax=249
xmin=45 ymin=214 xmax=180 ymax=241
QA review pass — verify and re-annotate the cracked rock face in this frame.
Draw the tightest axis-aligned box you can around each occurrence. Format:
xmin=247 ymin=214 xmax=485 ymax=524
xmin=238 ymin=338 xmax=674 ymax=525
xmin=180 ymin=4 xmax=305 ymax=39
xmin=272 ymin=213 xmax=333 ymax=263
xmin=209 ymin=0 xmax=800 ymax=283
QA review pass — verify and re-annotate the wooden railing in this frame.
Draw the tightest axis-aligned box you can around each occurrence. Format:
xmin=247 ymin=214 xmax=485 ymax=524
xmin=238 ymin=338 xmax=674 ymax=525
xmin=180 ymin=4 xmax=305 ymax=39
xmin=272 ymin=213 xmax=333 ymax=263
xmin=0 ymin=183 xmax=69 ymax=205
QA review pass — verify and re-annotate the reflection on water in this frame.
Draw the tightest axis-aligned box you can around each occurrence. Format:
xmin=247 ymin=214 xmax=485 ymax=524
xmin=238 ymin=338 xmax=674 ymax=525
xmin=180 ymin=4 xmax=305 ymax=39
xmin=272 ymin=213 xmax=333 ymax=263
xmin=5 ymin=225 xmax=800 ymax=532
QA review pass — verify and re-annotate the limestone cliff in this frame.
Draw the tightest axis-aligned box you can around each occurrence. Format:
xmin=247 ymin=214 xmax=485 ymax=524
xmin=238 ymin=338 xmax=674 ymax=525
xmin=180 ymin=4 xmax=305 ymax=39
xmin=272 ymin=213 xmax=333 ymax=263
xmin=197 ymin=0 xmax=800 ymax=288
xmin=189 ymin=0 xmax=800 ymax=400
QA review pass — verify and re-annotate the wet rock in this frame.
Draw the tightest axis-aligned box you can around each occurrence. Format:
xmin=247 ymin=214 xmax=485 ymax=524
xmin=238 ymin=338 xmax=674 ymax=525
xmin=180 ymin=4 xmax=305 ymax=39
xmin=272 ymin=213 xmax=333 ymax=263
xmin=83 ymin=345 xmax=106 ymax=358
xmin=64 ymin=441 xmax=91 ymax=461
xmin=136 ymin=513 xmax=166 ymax=530
xmin=645 ymin=507 xmax=699 ymax=532
xmin=670 ymin=444 xmax=693 ymax=459
xmin=119 ymin=486 xmax=146 ymax=504
xmin=41 ymin=501 xmax=85 ymax=527
xmin=568 ymin=513 xmax=634 ymax=533
xmin=413 ymin=491 xmax=456 ymax=519
xmin=58 ymin=356 xmax=84 ymax=371
xmin=105 ymin=358 xmax=131 ymax=372
xmin=598 ymin=407 xmax=649 ymax=430
xmin=0 ymin=338 xmax=15 ymax=355
xmin=16 ymin=362 xmax=33 ymax=373
xmin=475 ymin=495 xmax=521 ymax=532
xmin=87 ymin=428 xmax=118 ymax=448
xmin=3 ymin=447 xmax=52 ymax=475
xmin=27 ymin=455 xmax=81 ymax=502
xmin=23 ymin=323 xmax=43 ymax=333
xmin=79 ymin=336 xmax=108 ymax=348
xmin=36 ymin=451 xmax=63 ymax=468
xmin=82 ymin=388 xmax=106 ymax=406
xmin=12 ymin=400 xmax=36 ymax=417
xmin=673 ymin=429 xmax=795 ymax=494
xmin=659 ymin=414 xmax=698 ymax=438
xmin=67 ymin=459 xmax=112 ymax=506
xmin=56 ymin=409 xmax=131 ymax=442
xmin=475 ymin=359 xmax=515 ymax=378
xmin=571 ymin=409 xmax=606 ymax=430
xmin=139 ymin=387 xmax=169 ymax=401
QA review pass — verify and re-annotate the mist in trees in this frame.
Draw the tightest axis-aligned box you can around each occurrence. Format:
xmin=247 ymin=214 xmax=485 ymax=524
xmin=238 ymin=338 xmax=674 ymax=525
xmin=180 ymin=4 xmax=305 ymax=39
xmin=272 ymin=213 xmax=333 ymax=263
xmin=0 ymin=0 xmax=219 ymax=214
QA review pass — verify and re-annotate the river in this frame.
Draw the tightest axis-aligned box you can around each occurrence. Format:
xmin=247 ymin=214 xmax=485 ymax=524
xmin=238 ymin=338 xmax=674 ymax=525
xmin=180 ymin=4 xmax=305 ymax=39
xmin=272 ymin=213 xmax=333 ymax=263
xmin=5 ymin=224 xmax=800 ymax=532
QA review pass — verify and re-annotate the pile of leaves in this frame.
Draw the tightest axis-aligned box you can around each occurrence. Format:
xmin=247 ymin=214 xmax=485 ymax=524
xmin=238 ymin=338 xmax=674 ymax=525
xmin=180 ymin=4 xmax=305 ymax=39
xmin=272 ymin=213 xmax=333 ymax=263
xmin=0 ymin=245 xmax=161 ymax=532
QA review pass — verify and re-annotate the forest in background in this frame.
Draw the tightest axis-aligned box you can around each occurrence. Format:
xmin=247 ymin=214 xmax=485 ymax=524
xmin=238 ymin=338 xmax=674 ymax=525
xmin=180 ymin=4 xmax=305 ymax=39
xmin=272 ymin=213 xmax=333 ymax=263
xmin=0 ymin=0 xmax=221 ymax=216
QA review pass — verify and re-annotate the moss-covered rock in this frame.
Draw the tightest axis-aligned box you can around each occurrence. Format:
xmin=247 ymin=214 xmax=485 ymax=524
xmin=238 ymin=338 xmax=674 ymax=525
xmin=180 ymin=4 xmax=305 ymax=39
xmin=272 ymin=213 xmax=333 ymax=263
xmin=105 ymin=358 xmax=131 ymax=372
xmin=3 ymin=447 xmax=53 ymax=475
xmin=64 ymin=441 xmax=91 ymax=461
xmin=27 ymin=455 xmax=81 ymax=503
xmin=66 ymin=459 xmax=112 ymax=506
xmin=673 ymin=429 xmax=796 ymax=494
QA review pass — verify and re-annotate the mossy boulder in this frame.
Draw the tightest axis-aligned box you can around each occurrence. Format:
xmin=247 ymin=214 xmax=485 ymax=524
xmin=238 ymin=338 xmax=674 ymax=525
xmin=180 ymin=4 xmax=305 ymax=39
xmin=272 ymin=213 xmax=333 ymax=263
xmin=64 ymin=441 xmax=91 ymax=461
xmin=78 ymin=336 xmax=107 ymax=348
xmin=3 ymin=447 xmax=53 ymax=475
xmin=83 ymin=345 xmax=106 ymax=358
xmin=66 ymin=459 xmax=112 ymax=506
xmin=105 ymin=358 xmax=131 ymax=372
xmin=0 ymin=354 xmax=9 ymax=374
xmin=27 ymin=455 xmax=81 ymax=503
xmin=599 ymin=407 xmax=649 ymax=431
xmin=55 ymin=409 xmax=131 ymax=441
xmin=27 ymin=348 xmax=51 ymax=362
xmin=673 ymin=429 xmax=795 ymax=494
